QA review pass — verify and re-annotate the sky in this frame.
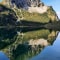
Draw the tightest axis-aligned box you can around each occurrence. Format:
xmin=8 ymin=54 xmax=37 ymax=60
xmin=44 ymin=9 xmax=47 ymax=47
xmin=42 ymin=0 xmax=60 ymax=18
xmin=0 ymin=0 xmax=60 ymax=18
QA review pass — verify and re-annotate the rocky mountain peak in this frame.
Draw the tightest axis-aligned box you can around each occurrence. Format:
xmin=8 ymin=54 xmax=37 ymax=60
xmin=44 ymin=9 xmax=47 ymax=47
xmin=1 ymin=0 xmax=58 ymax=21
xmin=1 ymin=0 xmax=43 ymax=8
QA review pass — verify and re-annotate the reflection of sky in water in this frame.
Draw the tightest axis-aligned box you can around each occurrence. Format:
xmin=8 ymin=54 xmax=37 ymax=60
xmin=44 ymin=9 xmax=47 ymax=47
xmin=53 ymin=32 xmax=60 ymax=49
xmin=0 ymin=51 xmax=9 ymax=60
xmin=31 ymin=32 xmax=60 ymax=60
xmin=0 ymin=0 xmax=2 ymax=2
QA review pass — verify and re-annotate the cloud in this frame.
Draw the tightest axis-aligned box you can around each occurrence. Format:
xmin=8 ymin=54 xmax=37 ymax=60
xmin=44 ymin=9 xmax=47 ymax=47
xmin=56 ymin=12 xmax=60 ymax=19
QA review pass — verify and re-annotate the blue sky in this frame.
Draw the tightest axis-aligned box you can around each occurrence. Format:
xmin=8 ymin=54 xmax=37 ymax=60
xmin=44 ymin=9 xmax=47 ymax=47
xmin=42 ymin=0 xmax=60 ymax=18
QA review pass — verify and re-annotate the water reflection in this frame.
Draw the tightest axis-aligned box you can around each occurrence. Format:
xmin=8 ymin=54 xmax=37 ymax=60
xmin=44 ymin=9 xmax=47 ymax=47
xmin=30 ymin=32 xmax=60 ymax=60
xmin=0 ymin=27 xmax=58 ymax=60
xmin=0 ymin=28 xmax=17 ymax=49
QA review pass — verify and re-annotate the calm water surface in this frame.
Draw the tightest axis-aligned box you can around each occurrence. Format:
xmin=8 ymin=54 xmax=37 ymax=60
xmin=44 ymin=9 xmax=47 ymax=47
xmin=0 ymin=28 xmax=60 ymax=60
xmin=30 ymin=32 xmax=60 ymax=60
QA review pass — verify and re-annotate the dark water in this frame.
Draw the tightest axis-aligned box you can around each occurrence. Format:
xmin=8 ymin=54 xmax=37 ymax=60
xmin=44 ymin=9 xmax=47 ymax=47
xmin=0 ymin=27 xmax=60 ymax=60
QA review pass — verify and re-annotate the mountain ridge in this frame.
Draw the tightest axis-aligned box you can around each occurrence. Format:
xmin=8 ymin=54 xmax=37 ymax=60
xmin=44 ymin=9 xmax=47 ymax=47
xmin=0 ymin=0 xmax=59 ymax=22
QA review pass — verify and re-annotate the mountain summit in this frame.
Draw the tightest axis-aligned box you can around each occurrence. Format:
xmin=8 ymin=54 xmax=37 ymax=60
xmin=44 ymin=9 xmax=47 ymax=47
xmin=1 ymin=0 xmax=42 ymax=8
xmin=1 ymin=0 xmax=48 ymax=13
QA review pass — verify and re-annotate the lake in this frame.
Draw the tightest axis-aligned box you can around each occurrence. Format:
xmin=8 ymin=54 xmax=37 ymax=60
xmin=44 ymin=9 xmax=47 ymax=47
xmin=0 ymin=27 xmax=60 ymax=60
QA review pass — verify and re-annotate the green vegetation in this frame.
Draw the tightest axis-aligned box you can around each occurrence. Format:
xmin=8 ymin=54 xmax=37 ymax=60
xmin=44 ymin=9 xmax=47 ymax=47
xmin=45 ymin=20 xmax=60 ymax=30
xmin=22 ymin=29 xmax=50 ymax=41
xmin=14 ymin=6 xmax=58 ymax=23
xmin=0 ymin=4 xmax=58 ymax=26
xmin=47 ymin=6 xmax=58 ymax=22
xmin=12 ymin=30 xmax=57 ymax=60
xmin=15 ymin=45 xmax=41 ymax=60
xmin=0 ymin=4 xmax=18 ymax=49
xmin=0 ymin=28 xmax=18 ymax=49
xmin=0 ymin=4 xmax=17 ymax=26
xmin=0 ymin=4 xmax=59 ymax=60
xmin=21 ymin=10 xmax=49 ymax=23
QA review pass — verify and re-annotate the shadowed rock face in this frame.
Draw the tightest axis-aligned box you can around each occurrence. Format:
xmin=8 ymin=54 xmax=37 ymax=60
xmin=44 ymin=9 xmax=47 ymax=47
xmin=2 ymin=0 xmax=41 ymax=8
xmin=11 ymin=0 xmax=41 ymax=7
xmin=11 ymin=0 xmax=28 ymax=8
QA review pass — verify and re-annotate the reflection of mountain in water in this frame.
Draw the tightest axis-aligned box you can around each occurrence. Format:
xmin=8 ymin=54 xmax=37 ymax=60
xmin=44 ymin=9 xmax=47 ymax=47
xmin=30 ymin=33 xmax=60 ymax=60
xmin=15 ymin=30 xmax=58 ymax=60
xmin=0 ymin=27 xmax=58 ymax=60
xmin=0 ymin=28 xmax=17 ymax=49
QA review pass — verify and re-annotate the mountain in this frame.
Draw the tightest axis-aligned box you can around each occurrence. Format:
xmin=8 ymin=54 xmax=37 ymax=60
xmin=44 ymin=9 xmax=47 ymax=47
xmin=0 ymin=0 xmax=59 ymax=23
xmin=0 ymin=0 xmax=59 ymax=59
xmin=10 ymin=0 xmax=59 ymax=23
xmin=11 ymin=0 xmax=40 ymax=8
xmin=1 ymin=0 xmax=41 ymax=8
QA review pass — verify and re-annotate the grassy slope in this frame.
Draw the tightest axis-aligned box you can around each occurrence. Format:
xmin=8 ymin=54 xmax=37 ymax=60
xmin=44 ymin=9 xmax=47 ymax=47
xmin=16 ymin=6 xmax=58 ymax=23
xmin=47 ymin=6 xmax=58 ymax=22
xmin=22 ymin=10 xmax=49 ymax=23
